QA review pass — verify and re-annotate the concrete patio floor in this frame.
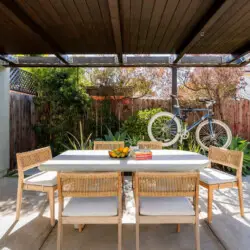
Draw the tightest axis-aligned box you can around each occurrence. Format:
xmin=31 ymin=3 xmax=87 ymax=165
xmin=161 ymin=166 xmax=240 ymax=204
xmin=0 ymin=175 xmax=249 ymax=250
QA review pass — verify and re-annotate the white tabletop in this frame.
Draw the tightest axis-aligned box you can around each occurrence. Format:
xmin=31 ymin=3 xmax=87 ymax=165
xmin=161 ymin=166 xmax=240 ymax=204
xmin=39 ymin=150 xmax=209 ymax=172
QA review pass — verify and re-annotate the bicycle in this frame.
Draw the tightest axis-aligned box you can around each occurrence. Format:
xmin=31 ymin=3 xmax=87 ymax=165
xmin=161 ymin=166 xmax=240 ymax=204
xmin=147 ymin=95 xmax=232 ymax=151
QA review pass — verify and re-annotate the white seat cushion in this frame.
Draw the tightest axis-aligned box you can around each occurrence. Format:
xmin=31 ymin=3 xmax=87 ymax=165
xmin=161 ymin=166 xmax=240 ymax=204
xmin=200 ymin=168 xmax=236 ymax=185
xmin=62 ymin=197 xmax=118 ymax=217
xmin=24 ymin=171 xmax=57 ymax=187
xmin=140 ymin=197 xmax=195 ymax=216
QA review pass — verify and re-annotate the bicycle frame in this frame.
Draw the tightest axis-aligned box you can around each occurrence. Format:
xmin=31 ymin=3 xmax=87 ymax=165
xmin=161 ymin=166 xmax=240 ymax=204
xmin=172 ymin=105 xmax=214 ymax=137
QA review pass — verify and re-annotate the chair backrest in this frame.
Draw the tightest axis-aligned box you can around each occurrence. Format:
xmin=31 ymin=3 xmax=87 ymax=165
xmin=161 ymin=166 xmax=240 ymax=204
xmin=137 ymin=141 xmax=162 ymax=150
xmin=135 ymin=172 xmax=199 ymax=198
xmin=16 ymin=147 xmax=52 ymax=174
xmin=57 ymin=172 xmax=122 ymax=198
xmin=94 ymin=141 xmax=125 ymax=150
xmin=208 ymin=146 xmax=243 ymax=175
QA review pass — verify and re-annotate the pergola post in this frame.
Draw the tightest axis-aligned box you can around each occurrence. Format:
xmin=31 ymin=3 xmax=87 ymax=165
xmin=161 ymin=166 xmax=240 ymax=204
xmin=171 ymin=67 xmax=178 ymax=112
xmin=0 ymin=67 xmax=10 ymax=177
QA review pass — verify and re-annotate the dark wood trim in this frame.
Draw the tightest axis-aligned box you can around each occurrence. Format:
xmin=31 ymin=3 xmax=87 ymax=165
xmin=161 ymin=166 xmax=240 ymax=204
xmin=240 ymin=59 xmax=250 ymax=67
xmin=1 ymin=0 xmax=69 ymax=65
xmin=108 ymin=0 xmax=123 ymax=64
xmin=174 ymin=0 xmax=234 ymax=63
xmin=0 ymin=55 xmax=16 ymax=66
xmin=227 ymin=41 xmax=250 ymax=64
xmin=6 ymin=63 xmax=241 ymax=68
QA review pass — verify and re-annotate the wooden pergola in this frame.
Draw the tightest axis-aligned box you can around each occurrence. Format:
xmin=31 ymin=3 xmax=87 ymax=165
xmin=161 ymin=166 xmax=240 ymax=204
xmin=0 ymin=0 xmax=249 ymax=68
xmin=0 ymin=0 xmax=250 ymax=177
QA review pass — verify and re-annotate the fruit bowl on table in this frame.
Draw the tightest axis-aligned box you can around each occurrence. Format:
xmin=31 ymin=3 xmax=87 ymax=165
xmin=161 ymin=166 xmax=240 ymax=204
xmin=109 ymin=147 xmax=130 ymax=158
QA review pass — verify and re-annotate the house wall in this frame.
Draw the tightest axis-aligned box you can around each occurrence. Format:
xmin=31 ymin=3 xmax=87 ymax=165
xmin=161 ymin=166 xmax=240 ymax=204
xmin=0 ymin=68 xmax=10 ymax=177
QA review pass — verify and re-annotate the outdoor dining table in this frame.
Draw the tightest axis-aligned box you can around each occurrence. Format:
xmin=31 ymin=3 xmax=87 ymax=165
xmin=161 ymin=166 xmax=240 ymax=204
xmin=39 ymin=150 xmax=210 ymax=172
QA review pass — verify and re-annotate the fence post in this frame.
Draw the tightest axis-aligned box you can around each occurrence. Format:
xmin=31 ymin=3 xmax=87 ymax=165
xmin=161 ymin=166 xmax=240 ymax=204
xmin=0 ymin=67 xmax=10 ymax=176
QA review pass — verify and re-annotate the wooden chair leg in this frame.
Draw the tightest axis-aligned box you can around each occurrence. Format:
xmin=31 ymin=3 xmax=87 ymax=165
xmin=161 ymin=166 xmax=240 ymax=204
xmin=176 ymin=224 xmax=180 ymax=233
xmin=16 ymin=181 xmax=23 ymax=221
xmin=238 ymin=182 xmax=244 ymax=217
xmin=208 ymin=187 xmax=213 ymax=223
xmin=195 ymin=220 xmax=200 ymax=250
xmin=136 ymin=220 xmax=139 ymax=250
xmin=57 ymin=219 xmax=63 ymax=250
xmin=118 ymin=220 xmax=122 ymax=250
xmin=48 ymin=189 xmax=55 ymax=226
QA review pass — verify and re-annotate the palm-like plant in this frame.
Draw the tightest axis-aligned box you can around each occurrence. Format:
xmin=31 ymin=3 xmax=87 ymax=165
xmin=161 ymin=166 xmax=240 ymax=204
xmin=63 ymin=121 xmax=92 ymax=150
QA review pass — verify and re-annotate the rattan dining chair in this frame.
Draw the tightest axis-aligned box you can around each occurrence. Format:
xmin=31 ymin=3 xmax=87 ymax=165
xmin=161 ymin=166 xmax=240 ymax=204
xmin=57 ymin=172 xmax=123 ymax=250
xmin=16 ymin=147 xmax=57 ymax=226
xmin=94 ymin=141 xmax=125 ymax=150
xmin=137 ymin=141 xmax=163 ymax=149
xmin=200 ymin=146 xmax=244 ymax=223
xmin=134 ymin=172 xmax=200 ymax=250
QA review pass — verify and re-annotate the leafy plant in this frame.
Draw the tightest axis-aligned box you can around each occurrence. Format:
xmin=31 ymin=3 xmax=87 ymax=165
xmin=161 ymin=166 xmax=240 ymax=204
xmin=177 ymin=133 xmax=201 ymax=153
xmin=121 ymin=108 xmax=163 ymax=139
xmin=31 ymin=68 xmax=91 ymax=154
xmin=126 ymin=134 xmax=144 ymax=147
xmin=63 ymin=122 xmax=93 ymax=150
xmin=227 ymin=136 xmax=250 ymax=176
xmin=101 ymin=128 xmax=128 ymax=142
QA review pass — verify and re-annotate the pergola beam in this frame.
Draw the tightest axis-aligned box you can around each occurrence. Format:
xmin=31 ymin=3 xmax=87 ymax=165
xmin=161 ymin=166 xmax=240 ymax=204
xmin=108 ymin=0 xmax=123 ymax=64
xmin=174 ymin=0 xmax=234 ymax=63
xmin=0 ymin=55 xmax=16 ymax=66
xmin=1 ymin=0 xmax=69 ymax=65
xmin=7 ymin=63 xmax=241 ymax=68
xmin=240 ymin=58 xmax=250 ymax=67
xmin=227 ymin=41 xmax=250 ymax=64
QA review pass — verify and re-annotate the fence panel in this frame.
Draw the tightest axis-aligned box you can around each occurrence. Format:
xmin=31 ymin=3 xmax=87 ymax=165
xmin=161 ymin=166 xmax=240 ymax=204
xmin=10 ymin=92 xmax=37 ymax=170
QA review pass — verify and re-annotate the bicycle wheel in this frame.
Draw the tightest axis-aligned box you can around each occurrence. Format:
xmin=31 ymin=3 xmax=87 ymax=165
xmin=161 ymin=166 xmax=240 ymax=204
xmin=195 ymin=119 xmax=232 ymax=151
xmin=148 ymin=112 xmax=181 ymax=147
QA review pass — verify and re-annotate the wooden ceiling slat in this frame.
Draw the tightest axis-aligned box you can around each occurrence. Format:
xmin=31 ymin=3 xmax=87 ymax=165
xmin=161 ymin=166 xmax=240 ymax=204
xmin=60 ymin=0 xmax=91 ymax=52
xmin=142 ymin=0 xmax=168 ymax=53
xmin=174 ymin=0 xmax=234 ymax=62
xmin=73 ymin=0 xmax=100 ymax=52
xmin=20 ymin=0 xmax=75 ymax=50
xmin=107 ymin=0 xmax=123 ymax=62
xmin=99 ymin=0 xmax=116 ymax=52
xmin=206 ymin=12 xmax=250 ymax=53
xmin=39 ymin=0 xmax=63 ymax=25
xmin=0 ymin=1 xmax=54 ymax=54
xmin=193 ymin=0 xmax=250 ymax=53
xmin=219 ymin=31 xmax=250 ymax=54
xmin=120 ymin=0 xmax=131 ymax=53
xmin=164 ymin=0 xmax=201 ymax=53
xmin=129 ymin=0 xmax=143 ymax=52
xmin=136 ymin=0 xmax=155 ymax=53
xmin=49 ymin=0 xmax=80 ymax=38
xmin=207 ymin=13 xmax=250 ymax=54
xmin=85 ymin=0 xmax=110 ymax=51
xmin=150 ymin=0 xmax=179 ymax=52
xmin=172 ymin=0 xmax=214 ymax=54
xmin=160 ymin=0 xmax=192 ymax=52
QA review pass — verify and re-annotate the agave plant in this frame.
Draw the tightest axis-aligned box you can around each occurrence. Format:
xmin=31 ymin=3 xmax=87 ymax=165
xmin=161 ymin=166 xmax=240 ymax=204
xmin=126 ymin=134 xmax=144 ymax=147
xmin=103 ymin=128 xmax=128 ymax=142
xmin=63 ymin=121 xmax=93 ymax=150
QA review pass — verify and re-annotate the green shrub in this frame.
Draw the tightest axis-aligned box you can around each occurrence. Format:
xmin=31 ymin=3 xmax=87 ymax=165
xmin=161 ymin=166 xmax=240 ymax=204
xmin=177 ymin=133 xmax=201 ymax=153
xmin=227 ymin=136 xmax=250 ymax=176
xmin=121 ymin=108 xmax=163 ymax=139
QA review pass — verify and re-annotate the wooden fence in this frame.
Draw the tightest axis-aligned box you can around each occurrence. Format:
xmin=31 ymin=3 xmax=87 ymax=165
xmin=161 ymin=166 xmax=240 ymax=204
xmin=9 ymin=95 xmax=250 ymax=170
xmin=91 ymin=98 xmax=250 ymax=140
xmin=10 ymin=92 xmax=37 ymax=170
